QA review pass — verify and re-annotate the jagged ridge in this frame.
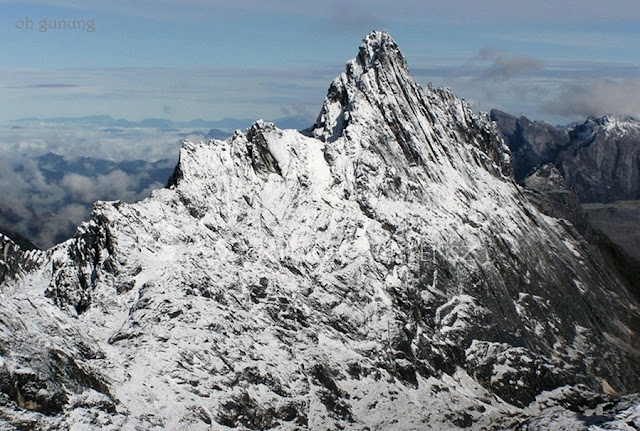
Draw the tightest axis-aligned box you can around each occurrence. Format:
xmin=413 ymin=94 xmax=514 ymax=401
xmin=1 ymin=31 xmax=640 ymax=430
xmin=491 ymin=109 xmax=640 ymax=202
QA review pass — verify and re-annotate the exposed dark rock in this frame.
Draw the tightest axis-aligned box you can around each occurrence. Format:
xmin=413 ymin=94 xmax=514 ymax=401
xmin=1 ymin=31 xmax=640 ymax=430
xmin=491 ymin=110 xmax=640 ymax=203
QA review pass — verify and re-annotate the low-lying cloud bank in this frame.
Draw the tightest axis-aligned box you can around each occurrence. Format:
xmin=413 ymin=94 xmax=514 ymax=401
xmin=0 ymin=115 xmax=315 ymax=248
xmin=0 ymin=152 xmax=175 ymax=248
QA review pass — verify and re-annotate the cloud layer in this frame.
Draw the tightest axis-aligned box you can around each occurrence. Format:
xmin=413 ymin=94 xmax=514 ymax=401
xmin=0 ymin=153 xmax=174 ymax=248
xmin=0 ymin=65 xmax=330 ymax=128
xmin=0 ymin=122 xmax=182 ymax=248
xmin=542 ymin=78 xmax=640 ymax=119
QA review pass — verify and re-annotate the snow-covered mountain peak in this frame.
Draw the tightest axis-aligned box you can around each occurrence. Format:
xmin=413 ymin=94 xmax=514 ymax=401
xmin=597 ymin=114 xmax=640 ymax=134
xmin=311 ymin=31 xmax=420 ymax=144
xmin=354 ymin=30 xmax=408 ymax=74
xmin=583 ymin=114 xmax=640 ymax=131
xmin=569 ymin=114 xmax=640 ymax=164
xmin=2 ymin=31 xmax=640 ymax=430
xmin=312 ymin=31 xmax=512 ymax=189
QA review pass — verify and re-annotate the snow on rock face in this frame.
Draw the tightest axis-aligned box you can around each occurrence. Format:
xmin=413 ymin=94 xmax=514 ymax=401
xmin=0 ymin=234 xmax=45 ymax=286
xmin=492 ymin=109 xmax=640 ymax=203
xmin=312 ymin=30 xmax=511 ymax=180
xmin=2 ymin=31 xmax=640 ymax=429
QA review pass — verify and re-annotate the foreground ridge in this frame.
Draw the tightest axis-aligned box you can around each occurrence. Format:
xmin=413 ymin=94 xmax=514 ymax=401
xmin=1 ymin=31 xmax=640 ymax=430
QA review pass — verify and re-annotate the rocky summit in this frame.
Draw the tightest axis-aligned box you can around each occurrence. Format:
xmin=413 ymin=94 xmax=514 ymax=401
xmin=1 ymin=31 xmax=640 ymax=430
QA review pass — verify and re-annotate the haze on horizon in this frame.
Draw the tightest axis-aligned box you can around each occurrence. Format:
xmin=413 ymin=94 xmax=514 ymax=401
xmin=1 ymin=0 xmax=640 ymax=127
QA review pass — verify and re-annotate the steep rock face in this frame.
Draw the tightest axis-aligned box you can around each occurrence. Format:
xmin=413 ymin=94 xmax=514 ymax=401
xmin=493 ymin=111 xmax=640 ymax=300
xmin=0 ymin=295 xmax=116 ymax=423
xmin=491 ymin=110 xmax=640 ymax=203
xmin=314 ymin=32 xmax=511 ymax=179
xmin=2 ymin=31 xmax=640 ymax=430
xmin=522 ymin=165 xmax=640 ymax=302
xmin=490 ymin=110 xmax=570 ymax=183
xmin=584 ymin=200 xmax=640 ymax=262
xmin=560 ymin=116 xmax=640 ymax=203
xmin=0 ymin=234 xmax=116 ymax=429
xmin=522 ymin=164 xmax=592 ymax=236
xmin=0 ymin=233 xmax=44 ymax=285
xmin=581 ymin=200 xmax=640 ymax=298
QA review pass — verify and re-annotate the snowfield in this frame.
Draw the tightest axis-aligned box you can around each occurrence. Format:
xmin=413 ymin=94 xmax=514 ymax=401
xmin=1 ymin=31 xmax=640 ymax=430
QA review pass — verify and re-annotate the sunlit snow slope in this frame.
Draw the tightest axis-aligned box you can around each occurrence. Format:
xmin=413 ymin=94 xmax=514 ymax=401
xmin=1 ymin=31 xmax=640 ymax=430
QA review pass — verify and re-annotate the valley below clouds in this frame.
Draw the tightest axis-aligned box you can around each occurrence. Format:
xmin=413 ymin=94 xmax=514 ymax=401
xmin=0 ymin=114 xmax=313 ymax=248
xmin=0 ymin=120 xmax=185 ymax=248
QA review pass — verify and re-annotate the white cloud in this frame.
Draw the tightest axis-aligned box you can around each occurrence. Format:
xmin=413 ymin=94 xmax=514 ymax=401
xmin=541 ymin=78 xmax=640 ymax=120
xmin=0 ymin=142 xmax=175 ymax=248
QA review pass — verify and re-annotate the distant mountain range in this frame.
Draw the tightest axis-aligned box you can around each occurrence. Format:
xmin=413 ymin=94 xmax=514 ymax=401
xmin=491 ymin=109 xmax=640 ymax=265
xmin=491 ymin=110 xmax=640 ymax=203
xmin=13 ymin=114 xmax=313 ymax=133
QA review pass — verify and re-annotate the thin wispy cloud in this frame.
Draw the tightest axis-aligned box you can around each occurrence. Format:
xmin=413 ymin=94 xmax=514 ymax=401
xmin=0 ymin=65 xmax=334 ymax=123
xmin=463 ymin=48 xmax=543 ymax=81
xmin=542 ymin=78 xmax=640 ymax=120
xmin=408 ymin=48 xmax=640 ymax=123
xmin=7 ymin=83 xmax=80 ymax=88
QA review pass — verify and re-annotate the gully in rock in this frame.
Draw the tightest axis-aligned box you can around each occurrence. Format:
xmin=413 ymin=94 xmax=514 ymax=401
xmin=1 ymin=31 xmax=640 ymax=430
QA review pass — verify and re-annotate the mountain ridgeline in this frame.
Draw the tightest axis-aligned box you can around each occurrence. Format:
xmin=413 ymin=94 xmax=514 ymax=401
xmin=491 ymin=109 xmax=640 ymax=278
xmin=1 ymin=31 xmax=640 ymax=430
xmin=491 ymin=109 xmax=640 ymax=203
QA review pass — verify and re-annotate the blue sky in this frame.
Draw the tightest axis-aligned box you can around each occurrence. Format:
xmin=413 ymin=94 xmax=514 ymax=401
xmin=2 ymin=0 xmax=640 ymax=125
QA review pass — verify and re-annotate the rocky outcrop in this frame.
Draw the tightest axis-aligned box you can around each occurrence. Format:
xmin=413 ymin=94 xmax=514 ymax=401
xmin=522 ymin=164 xmax=592 ymax=236
xmin=0 ymin=233 xmax=44 ymax=286
xmin=491 ymin=110 xmax=640 ymax=203
xmin=1 ymin=31 xmax=640 ymax=430
xmin=0 ymin=226 xmax=37 ymax=251
xmin=491 ymin=110 xmax=569 ymax=183
xmin=0 ymin=298 xmax=115 ymax=418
